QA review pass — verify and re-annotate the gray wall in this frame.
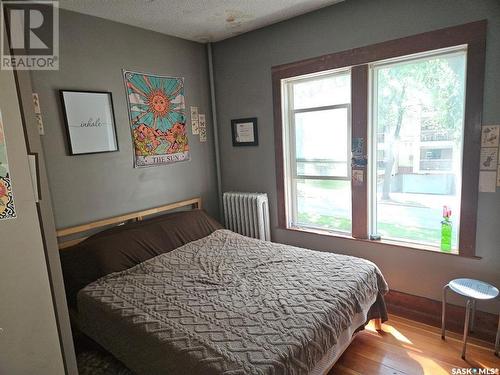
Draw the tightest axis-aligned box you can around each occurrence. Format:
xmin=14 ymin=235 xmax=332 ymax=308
xmin=213 ymin=0 xmax=500 ymax=312
xmin=32 ymin=10 xmax=218 ymax=228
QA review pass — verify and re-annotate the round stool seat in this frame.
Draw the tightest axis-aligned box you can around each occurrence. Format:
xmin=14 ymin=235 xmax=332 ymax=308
xmin=448 ymin=278 xmax=499 ymax=300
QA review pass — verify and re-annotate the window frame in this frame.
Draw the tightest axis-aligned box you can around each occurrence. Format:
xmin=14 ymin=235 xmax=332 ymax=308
xmin=283 ymin=70 xmax=353 ymax=234
xmin=272 ymin=20 xmax=487 ymax=257
xmin=368 ymin=46 xmax=467 ymax=252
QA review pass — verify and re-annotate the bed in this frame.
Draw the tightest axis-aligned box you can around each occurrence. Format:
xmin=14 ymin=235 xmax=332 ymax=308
xmin=58 ymin=198 xmax=388 ymax=375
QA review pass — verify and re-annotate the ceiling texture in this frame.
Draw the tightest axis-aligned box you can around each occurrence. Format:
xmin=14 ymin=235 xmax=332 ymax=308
xmin=59 ymin=0 xmax=344 ymax=42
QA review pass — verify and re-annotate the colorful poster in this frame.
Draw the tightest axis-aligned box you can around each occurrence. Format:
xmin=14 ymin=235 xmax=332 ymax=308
xmin=351 ymin=137 xmax=367 ymax=168
xmin=123 ymin=70 xmax=189 ymax=167
xmin=0 ymin=111 xmax=16 ymax=220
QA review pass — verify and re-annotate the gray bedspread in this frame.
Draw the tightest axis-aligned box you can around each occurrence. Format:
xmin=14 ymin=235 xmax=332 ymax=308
xmin=78 ymin=229 xmax=388 ymax=375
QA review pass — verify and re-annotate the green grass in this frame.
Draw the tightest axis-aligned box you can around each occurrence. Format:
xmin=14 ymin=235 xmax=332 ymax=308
xmin=298 ymin=212 xmax=442 ymax=245
xmin=298 ymin=212 xmax=351 ymax=232
xmin=297 ymin=178 xmax=456 ymax=247
xmin=377 ymin=222 xmax=440 ymax=244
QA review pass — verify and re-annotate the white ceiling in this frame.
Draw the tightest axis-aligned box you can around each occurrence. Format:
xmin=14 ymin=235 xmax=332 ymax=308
xmin=59 ymin=0 xmax=344 ymax=42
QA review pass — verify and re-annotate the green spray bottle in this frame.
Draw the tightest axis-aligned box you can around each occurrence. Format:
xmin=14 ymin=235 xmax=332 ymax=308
xmin=440 ymin=205 xmax=452 ymax=252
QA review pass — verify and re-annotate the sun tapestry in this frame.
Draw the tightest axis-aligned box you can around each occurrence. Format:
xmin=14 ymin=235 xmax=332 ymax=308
xmin=123 ymin=70 xmax=189 ymax=167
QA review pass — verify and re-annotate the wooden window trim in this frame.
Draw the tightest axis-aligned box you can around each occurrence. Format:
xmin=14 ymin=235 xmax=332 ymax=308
xmin=272 ymin=20 xmax=487 ymax=257
xmin=351 ymin=65 xmax=368 ymax=239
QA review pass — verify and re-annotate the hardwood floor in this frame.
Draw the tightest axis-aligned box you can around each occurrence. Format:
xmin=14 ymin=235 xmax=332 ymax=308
xmin=329 ymin=314 xmax=499 ymax=375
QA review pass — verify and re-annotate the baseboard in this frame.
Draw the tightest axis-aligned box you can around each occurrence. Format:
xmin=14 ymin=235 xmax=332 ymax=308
xmin=385 ymin=289 xmax=497 ymax=343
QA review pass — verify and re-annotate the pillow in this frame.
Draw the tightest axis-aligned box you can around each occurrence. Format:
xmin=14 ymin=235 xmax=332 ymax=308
xmin=60 ymin=209 xmax=223 ymax=308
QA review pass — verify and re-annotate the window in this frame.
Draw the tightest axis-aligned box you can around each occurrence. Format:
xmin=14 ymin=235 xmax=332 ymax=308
xmin=273 ymin=21 xmax=486 ymax=257
xmin=371 ymin=49 xmax=466 ymax=250
xmin=283 ymin=71 xmax=352 ymax=233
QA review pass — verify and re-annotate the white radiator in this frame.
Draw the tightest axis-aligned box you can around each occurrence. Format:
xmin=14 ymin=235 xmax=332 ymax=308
xmin=223 ymin=192 xmax=270 ymax=241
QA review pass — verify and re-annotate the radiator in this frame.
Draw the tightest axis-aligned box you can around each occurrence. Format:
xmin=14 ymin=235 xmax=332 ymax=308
xmin=223 ymin=192 xmax=270 ymax=241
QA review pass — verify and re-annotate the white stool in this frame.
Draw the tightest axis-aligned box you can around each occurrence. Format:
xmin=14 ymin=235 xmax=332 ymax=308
xmin=441 ymin=278 xmax=499 ymax=359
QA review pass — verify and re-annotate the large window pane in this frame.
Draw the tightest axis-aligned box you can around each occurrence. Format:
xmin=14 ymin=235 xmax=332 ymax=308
xmin=285 ymin=69 xmax=352 ymax=234
xmin=295 ymin=179 xmax=352 ymax=232
xmin=372 ymin=50 xmax=466 ymax=250
xmin=293 ymin=73 xmax=350 ymax=110
xmin=295 ymin=108 xmax=349 ymax=177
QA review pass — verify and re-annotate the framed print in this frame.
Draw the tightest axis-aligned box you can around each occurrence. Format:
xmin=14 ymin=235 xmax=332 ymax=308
xmin=231 ymin=117 xmax=258 ymax=146
xmin=60 ymin=90 xmax=119 ymax=155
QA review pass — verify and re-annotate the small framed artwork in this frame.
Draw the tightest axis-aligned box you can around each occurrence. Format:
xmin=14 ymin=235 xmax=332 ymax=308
xmin=60 ymin=90 xmax=119 ymax=155
xmin=231 ymin=117 xmax=258 ymax=146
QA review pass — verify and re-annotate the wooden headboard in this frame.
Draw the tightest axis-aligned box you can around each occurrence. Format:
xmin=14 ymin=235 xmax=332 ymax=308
xmin=56 ymin=197 xmax=202 ymax=249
